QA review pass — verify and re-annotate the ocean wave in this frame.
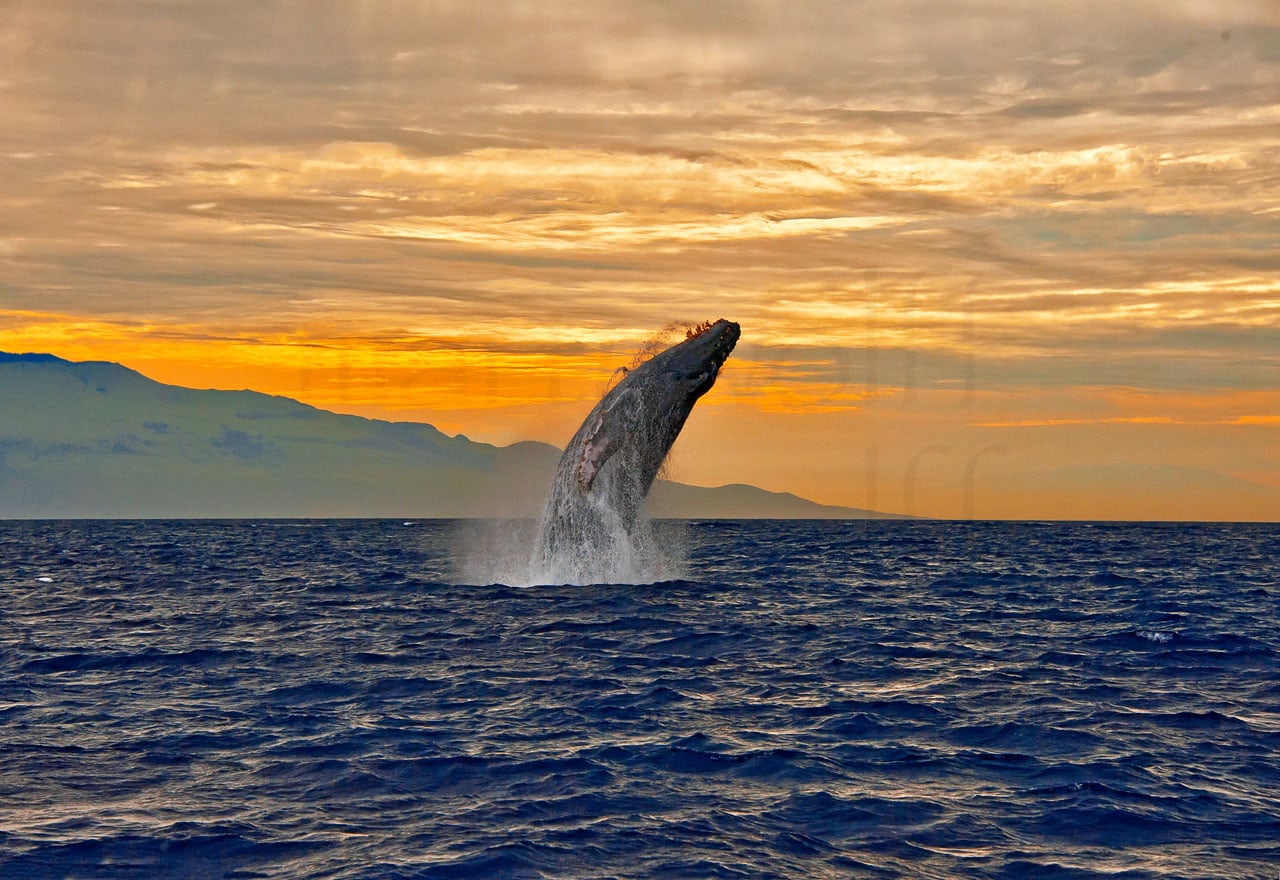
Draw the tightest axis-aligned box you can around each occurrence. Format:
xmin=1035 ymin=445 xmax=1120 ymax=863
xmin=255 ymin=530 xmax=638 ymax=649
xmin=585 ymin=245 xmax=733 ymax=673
xmin=1 ymin=519 xmax=1277 ymax=879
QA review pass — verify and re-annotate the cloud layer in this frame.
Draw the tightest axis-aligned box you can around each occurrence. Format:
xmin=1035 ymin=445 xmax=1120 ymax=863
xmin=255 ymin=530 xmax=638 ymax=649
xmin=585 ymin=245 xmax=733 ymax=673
xmin=3 ymin=1 xmax=1278 ymax=518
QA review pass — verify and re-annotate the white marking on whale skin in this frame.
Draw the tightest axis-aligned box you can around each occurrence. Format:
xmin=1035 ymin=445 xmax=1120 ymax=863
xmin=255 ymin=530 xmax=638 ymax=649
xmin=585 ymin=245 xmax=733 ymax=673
xmin=575 ymin=431 xmax=611 ymax=490
xmin=572 ymin=387 xmax=637 ymax=491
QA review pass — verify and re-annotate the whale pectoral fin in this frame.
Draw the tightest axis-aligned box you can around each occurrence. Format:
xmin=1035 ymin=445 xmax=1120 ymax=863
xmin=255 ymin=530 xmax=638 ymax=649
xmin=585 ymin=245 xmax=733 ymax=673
xmin=575 ymin=422 xmax=613 ymax=491
xmin=573 ymin=387 xmax=639 ymax=491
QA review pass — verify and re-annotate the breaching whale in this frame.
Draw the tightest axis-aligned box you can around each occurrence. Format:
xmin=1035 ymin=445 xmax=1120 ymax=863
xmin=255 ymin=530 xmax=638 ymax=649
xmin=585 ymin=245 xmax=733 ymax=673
xmin=535 ymin=319 xmax=740 ymax=581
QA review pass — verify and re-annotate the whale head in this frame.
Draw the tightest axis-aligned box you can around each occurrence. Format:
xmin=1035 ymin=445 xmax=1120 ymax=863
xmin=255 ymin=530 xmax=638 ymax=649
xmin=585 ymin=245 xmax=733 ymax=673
xmin=650 ymin=318 xmax=741 ymax=401
xmin=565 ymin=319 xmax=740 ymax=496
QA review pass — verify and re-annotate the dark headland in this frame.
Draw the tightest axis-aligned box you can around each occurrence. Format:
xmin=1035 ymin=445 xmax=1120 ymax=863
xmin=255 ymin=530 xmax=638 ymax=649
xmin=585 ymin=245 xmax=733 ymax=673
xmin=0 ymin=353 xmax=906 ymax=520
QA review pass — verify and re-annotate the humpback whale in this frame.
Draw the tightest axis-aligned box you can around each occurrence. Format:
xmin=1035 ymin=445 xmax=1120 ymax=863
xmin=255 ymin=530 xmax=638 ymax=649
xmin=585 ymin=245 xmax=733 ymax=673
xmin=535 ymin=319 xmax=740 ymax=581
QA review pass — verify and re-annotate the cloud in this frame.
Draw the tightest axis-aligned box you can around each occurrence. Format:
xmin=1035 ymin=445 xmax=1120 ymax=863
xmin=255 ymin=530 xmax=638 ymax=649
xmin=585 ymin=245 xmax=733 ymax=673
xmin=4 ymin=1 xmax=1278 ymax=517
xmin=10 ymin=3 xmax=1278 ymax=144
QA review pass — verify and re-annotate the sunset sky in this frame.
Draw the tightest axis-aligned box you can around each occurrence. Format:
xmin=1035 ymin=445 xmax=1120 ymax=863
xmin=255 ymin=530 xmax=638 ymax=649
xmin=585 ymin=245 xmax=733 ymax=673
xmin=3 ymin=1 xmax=1278 ymax=520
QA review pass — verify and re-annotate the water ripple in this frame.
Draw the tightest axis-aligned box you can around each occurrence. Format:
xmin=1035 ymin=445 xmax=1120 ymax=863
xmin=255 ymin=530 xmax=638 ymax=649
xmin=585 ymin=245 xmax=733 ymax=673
xmin=1 ymin=519 xmax=1277 ymax=878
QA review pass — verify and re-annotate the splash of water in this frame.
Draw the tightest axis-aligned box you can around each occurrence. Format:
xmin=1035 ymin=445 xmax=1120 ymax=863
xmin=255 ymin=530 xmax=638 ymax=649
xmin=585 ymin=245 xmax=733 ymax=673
xmin=448 ymin=410 xmax=690 ymax=585
xmin=449 ymin=402 xmax=691 ymax=585
xmin=449 ymin=516 xmax=688 ymax=587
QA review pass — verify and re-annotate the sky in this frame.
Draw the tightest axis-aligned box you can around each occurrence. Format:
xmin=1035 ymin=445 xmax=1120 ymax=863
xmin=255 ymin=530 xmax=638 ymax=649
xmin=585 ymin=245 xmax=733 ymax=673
xmin=2 ymin=0 xmax=1278 ymax=520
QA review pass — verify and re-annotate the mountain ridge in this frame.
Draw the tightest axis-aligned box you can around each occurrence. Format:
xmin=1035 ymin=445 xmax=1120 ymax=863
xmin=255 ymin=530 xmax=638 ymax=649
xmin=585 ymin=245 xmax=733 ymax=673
xmin=0 ymin=352 xmax=905 ymax=520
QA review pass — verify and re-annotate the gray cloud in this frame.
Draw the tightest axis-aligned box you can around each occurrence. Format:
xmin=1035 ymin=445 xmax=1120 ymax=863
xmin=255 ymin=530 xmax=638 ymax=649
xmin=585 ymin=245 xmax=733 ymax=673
xmin=741 ymin=327 xmax=1280 ymax=393
xmin=8 ymin=2 xmax=1277 ymax=146
xmin=4 ymin=1 xmax=1277 ymax=383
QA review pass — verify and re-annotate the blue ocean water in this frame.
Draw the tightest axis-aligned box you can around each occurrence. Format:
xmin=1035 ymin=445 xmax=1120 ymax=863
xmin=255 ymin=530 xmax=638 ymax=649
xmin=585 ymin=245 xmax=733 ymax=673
xmin=1 ymin=519 xmax=1277 ymax=879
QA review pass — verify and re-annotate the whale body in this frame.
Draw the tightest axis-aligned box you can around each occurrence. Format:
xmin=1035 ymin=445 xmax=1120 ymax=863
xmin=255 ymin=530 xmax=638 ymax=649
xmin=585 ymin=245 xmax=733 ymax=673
xmin=535 ymin=319 xmax=740 ymax=581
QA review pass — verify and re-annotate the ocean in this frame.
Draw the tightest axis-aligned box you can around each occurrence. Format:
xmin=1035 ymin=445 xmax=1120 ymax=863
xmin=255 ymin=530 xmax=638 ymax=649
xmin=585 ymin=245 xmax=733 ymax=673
xmin=1 ymin=519 xmax=1277 ymax=879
